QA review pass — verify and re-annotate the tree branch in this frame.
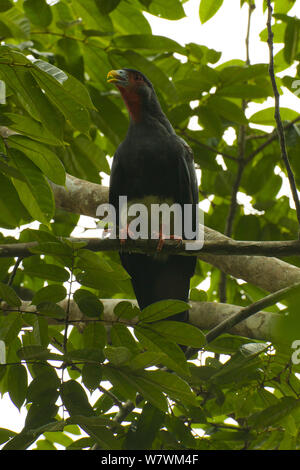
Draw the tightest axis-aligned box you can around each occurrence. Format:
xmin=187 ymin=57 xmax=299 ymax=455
xmin=0 ymin=297 xmax=281 ymax=343
xmin=48 ymin=175 xmax=300 ymax=293
xmin=205 ymin=280 xmax=300 ymax=344
xmin=3 ymin=238 xmax=300 ymax=259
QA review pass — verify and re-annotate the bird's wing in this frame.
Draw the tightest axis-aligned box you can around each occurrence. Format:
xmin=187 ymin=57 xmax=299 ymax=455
xmin=108 ymin=145 xmax=125 ymax=226
xmin=171 ymin=136 xmax=199 ymax=239
xmin=174 ymin=136 xmax=199 ymax=206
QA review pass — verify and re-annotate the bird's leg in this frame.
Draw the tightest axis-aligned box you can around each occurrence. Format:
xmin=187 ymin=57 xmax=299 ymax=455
xmin=153 ymin=225 xmax=183 ymax=251
xmin=119 ymin=224 xmax=136 ymax=245
xmin=102 ymin=227 xmax=112 ymax=238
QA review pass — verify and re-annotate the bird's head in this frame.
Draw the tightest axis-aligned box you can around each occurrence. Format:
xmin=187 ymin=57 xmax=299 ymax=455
xmin=107 ymin=68 xmax=159 ymax=122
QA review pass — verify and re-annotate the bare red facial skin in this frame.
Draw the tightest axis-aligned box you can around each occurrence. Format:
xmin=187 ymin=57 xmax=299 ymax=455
xmin=117 ymin=72 xmax=145 ymax=122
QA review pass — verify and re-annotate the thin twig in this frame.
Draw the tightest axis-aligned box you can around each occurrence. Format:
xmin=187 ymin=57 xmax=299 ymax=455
xmin=7 ymin=257 xmax=23 ymax=286
xmin=98 ymin=384 xmax=124 ymax=409
xmin=266 ymin=0 xmax=300 ymax=231
xmin=178 ymin=129 xmax=238 ymax=162
xmin=245 ymin=117 xmax=300 ymax=163
xmin=206 ymin=280 xmax=300 ymax=344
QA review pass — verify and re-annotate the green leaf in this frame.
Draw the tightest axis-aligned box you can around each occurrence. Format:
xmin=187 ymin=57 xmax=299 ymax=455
xmin=72 ymin=134 xmax=110 ymax=175
xmin=95 ymin=0 xmax=121 ymax=14
xmin=195 ymin=104 xmax=223 ymax=138
xmin=82 ymin=363 xmax=102 ymax=391
xmin=73 ymin=288 xmax=104 ymax=318
xmin=0 ymin=20 xmax=12 ymax=38
xmin=8 ymin=135 xmax=66 ymax=185
xmin=208 ymin=96 xmax=248 ymax=124
xmin=29 ymin=241 xmax=73 ymax=258
xmin=33 ymin=60 xmax=68 ymax=84
xmin=0 ymin=64 xmax=65 ymax=139
xmin=186 ymin=43 xmax=221 ymax=65
xmin=151 ymin=321 xmax=206 ymax=348
xmin=65 ymin=348 xmax=104 ymax=363
xmin=8 ymin=364 xmax=27 ymax=409
xmin=235 ymin=215 xmax=261 ymax=240
xmin=0 ymin=428 xmax=16 ymax=446
xmin=248 ymin=397 xmax=300 ymax=430
xmin=60 ymin=380 xmax=96 ymax=417
xmin=148 ymin=0 xmax=186 ymax=20
xmin=284 ymin=17 xmax=300 ymax=64
xmin=0 ymin=173 xmax=29 ymax=228
xmin=68 ymin=415 xmax=120 ymax=450
xmin=31 ymin=64 xmax=91 ymax=132
xmin=36 ymin=302 xmax=66 ymax=319
xmin=23 ymin=0 xmax=52 ymax=28
xmin=82 ymin=322 xmax=107 ymax=350
xmin=0 ymin=8 xmax=30 ymax=39
xmin=0 ymin=313 xmax=23 ymax=343
xmin=139 ymin=369 xmax=197 ymax=407
xmin=104 ymin=346 xmax=132 ymax=366
xmin=217 ymin=84 xmax=271 ymax=99
xmin=125 ymin=402 xmax=164 ymax=450
xmin=139 ymin=299 xmax=190 ymax=322
xmin=23 ymin=262 xmax=70 ymax=282
xmin=110 ymin=1 xmax=151 ymax=34
xmin=249 ymin=107 xmax=299 ymax=126
xmin=10 ymin=148 xmax=55 ymax=224
xmin=33 ymin=316 xmax=49 ymax=347
xmin=112 ymin=34 xmax=185 ymax=54
xmin=31 ymin=285 xmax=67 ymax=306
xmin=0 ymin=281 xmax=21 ymax=307
xmin=102 ymin=365 xmax=138 ymax=402
xmin=135 ymin=325 xmax=188 ymax=376
xmin=76 ymin=249 xmax=113 ymax=272
xmin=0 ymin=0 xmax=13 ymax=12
xmin=73 ymin=0 xmax=113 ymax=32
xmin=110 ymin=323 xmax=139 ymax=353
xmin=113 ymin=301 xmax=139 ymax=321
xmin=27 ymin=369 xmax=60 ymax=405
xmin=128 ymin=351 xmax=165 ymax=371
xmin=88 ymin=88 xmax=127 ymax=143
xmin=17 ymin=345 xmax=61 ymax=361
xmin=199 ymin=0 xmax=223 ymax=24
xmin=2 ymin=113 xmax=62 ymax=146
xmin=25 ymin=402 xmax=58 ymax=430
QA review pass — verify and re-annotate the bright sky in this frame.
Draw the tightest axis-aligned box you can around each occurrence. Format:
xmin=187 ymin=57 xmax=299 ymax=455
xmin=1 ymin=0 xmax=300 ymax=438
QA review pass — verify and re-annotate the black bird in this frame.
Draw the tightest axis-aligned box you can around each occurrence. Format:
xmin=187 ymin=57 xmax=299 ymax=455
xmin=107 ymin=68 xmax=199 ymax=322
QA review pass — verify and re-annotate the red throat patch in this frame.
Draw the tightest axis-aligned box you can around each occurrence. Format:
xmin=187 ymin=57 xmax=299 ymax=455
xmin=118 ymin=86 xmax=142 ymax=122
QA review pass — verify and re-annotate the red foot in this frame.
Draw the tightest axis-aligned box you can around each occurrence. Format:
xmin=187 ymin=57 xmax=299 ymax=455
xmin=119 ymin=225 xmax=136 ymax=245
xmin=153 ymin=230 xmax=182 ymax=252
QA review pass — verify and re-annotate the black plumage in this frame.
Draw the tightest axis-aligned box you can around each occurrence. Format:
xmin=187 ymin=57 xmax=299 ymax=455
xmin=107 ymin=68 xmax=198 ymax=322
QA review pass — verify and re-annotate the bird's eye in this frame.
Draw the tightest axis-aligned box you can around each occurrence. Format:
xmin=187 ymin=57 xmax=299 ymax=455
xmin=135 ymin=74 xmax=142 ymax=81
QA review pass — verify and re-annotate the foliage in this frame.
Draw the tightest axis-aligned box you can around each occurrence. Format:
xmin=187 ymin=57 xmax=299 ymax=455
xmin=0 ymin=0 xmax=300 ymax=451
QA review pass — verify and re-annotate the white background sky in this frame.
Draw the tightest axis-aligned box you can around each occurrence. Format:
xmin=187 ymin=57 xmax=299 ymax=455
xmin=0 ymin=0 xmax=299 ymax=437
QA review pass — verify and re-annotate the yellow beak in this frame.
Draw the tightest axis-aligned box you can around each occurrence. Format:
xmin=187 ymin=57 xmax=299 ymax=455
xmin=107 ymin=70 xmax=121 ymax=83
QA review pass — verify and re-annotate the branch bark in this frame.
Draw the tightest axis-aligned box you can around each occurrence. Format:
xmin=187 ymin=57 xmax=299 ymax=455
xmin=49 ymin=175 xmax=300 ymax=294
xmin=0 ymin=298 xmax=281 ymax=343
xmin=4 ymin=237 xmax=300 ymax=258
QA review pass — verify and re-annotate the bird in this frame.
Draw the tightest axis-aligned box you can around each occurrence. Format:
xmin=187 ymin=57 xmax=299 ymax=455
xmin=107 ymin=68 xmax=199 ymax=323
